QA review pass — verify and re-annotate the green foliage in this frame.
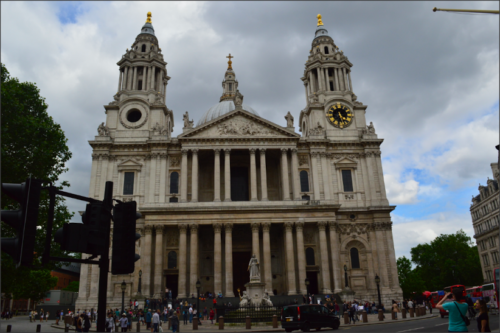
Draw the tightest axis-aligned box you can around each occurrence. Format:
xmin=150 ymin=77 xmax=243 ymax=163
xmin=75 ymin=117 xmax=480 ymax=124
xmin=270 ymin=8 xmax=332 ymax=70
xmin=63 ymin=281 xmax=80 ymax=292
xmin=1 ymin=63 xmax=74 ymax=297
xmin=410 ymin=230 xmax=483 ymax=291
xmin=397 ymin=256 xmax=426 ymax=298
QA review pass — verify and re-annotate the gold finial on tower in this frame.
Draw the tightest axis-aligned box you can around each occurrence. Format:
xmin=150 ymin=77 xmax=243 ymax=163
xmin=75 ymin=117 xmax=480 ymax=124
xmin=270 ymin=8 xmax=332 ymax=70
xmin=146 ymin=12 xmax=152 ymax=23
xmin=317 ymin=14 xmax=323 ymax=26
xmin=226 ymin=53 xmax=234 ymax=70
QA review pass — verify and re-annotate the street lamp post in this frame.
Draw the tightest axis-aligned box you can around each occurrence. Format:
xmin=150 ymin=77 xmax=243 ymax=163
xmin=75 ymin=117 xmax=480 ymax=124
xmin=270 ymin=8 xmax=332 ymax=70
xmin=305 ymin=278 xmax=310 ymax=302
xmin=196 ymin=279 xmax=201 ymax=323
xmin=344 ymin=265 xmax=348 ymax=288
xmin=121 ymin=280 xmax=126 ymax=314
xmin=375 ymin=274 xmax=381 ymax=308
xmin=138 ymin=270 xmax=142 ymax=294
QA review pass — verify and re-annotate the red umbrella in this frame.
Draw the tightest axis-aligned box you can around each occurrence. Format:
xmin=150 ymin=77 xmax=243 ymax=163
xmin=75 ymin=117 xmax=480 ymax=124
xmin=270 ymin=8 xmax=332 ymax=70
xmin=422 ymin=291 xmax=432 ymax=299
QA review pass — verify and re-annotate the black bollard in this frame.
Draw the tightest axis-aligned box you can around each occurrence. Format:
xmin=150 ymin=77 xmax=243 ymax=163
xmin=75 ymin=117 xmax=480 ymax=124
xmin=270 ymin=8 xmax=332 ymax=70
xmin=36 ymin=324 xmax=41 ymax=332
xmin=6 ymin=325 xmax=12 ymax=332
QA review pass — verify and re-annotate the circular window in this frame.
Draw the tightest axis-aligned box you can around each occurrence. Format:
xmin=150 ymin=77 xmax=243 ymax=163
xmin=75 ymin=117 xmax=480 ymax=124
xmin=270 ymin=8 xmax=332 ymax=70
xmin=350 ymin=214 xmax=356 ymax=220
xmin=127 ymin=109 xmax=142 ymax=122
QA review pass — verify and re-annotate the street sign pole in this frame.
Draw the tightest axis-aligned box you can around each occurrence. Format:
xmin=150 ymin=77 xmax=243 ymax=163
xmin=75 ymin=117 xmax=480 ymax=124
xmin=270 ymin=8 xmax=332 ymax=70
xmin=96 ymin=181 xmax=113 ymax=332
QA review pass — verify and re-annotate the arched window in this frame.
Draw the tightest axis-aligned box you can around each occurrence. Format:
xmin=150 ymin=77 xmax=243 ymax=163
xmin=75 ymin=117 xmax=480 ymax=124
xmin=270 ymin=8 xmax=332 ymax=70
xmin=324 ymin=46 xmax=329 ymax=54
xmin=167 ymin=251 xmax=177 ymax=269
xmin=350 ymin=248 xmax=360 ymax=269
xmin=300 ymin=170 xmax=310 ymax=192
xmin=306 ymin=247 xmax=315 ymax=265
xmin=141 ymin=44 xmax=146 ymax=52
xmin=170 ymin=172 xmax=179 ymax=194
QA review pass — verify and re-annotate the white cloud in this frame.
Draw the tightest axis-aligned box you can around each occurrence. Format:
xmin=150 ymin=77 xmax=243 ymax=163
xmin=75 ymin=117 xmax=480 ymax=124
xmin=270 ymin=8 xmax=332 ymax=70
xmin=384 ymin=174 xmax=419 ymax=204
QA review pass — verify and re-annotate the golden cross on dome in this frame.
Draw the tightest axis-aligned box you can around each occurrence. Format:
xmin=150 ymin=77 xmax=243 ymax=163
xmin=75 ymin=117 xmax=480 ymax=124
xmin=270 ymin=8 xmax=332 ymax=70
xmin=146 ymin=12 xmax=152 ymax=23
xmin=226 ymin=53 xmax=234 ymax=69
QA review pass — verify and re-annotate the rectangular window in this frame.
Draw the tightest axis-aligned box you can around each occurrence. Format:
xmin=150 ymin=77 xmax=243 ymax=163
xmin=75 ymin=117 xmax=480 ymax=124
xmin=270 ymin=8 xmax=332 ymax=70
xmin=138 ymin=80 xmax=143 ymax=90
xmin=228 ymin=83 xmax=232 ymax=91
xmin=483 ymin=254 xmax=490 ymax=267
xmin=492 ymin=252 xmax=499 ymax=265
xmin=342 ymin=170 xmax=353 ymax=192
xmin=486 ymin=270 xmax=493 ymax=281
xmin=123 ymin=172 xmax=134 ymax=195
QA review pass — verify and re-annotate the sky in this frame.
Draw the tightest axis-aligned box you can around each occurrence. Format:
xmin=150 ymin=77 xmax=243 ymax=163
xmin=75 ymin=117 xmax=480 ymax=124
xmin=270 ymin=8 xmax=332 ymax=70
xmin=1 ymin=1 xmax=499 ymax=262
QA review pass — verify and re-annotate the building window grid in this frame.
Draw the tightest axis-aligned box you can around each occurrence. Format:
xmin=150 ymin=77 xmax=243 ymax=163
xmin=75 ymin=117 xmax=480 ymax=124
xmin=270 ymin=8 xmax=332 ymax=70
xmin=483 ymin=254 xmax=490 ymax=267
xmin=486 ymin=270 xmax=493 ymax=281
xmin=492 ymin=251 xmax=499 ymax=265
xmin=123 ymin=172 xmax=135 ymax=195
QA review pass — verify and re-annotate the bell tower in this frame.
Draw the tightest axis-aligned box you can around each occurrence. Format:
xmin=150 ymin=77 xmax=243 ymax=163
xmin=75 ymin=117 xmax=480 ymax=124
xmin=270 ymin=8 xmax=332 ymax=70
xmin=101 ymin=12 xmax=174 ymax=142
xmin=299 ymin=14 xmax=368 ymax=140
xmin=220 ymin=53 xmax=239 ymax=102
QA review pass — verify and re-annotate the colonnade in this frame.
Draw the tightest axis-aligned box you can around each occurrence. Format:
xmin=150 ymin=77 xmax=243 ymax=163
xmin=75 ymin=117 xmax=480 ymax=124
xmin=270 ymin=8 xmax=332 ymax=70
xmin=305 ymin=67 xmax=352 ymax=97
xmin=179 ymin=148 xmax=302 ymax=202
xmin=117 ymin=65 xmax=167 ymax=96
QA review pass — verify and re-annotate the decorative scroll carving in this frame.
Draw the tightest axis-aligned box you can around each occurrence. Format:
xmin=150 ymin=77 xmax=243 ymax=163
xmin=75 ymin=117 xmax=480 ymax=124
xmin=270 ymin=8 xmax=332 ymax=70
xmin=249 ymin=148 xmax=256 ymax=154
xmin=224 ymin=223 xmax=233 ymax=232
xmin=262 ymin=222 xmax=271 ymax=232
xmin=309 ymin=122 xmax=325 ymax=136
xmin=144 ymin=225 xmax=153 ymax=235
xmin=178 ymin=224 xmax=188 ymax=234
xmin=317 ymin=221 xmax=328 ymax=231
xmin=337 ymin=223 xmax=370 ymax=236
xmin=169 ymin=156 xmax=180 ymax=167
xmin=213 ymin=223 xmax=222 ymax=233
xmin=181 ymin=149 xmax=188 ymax=156
xmin=189 ymin=223 xmax=198 ymax=231
xmin=98 ymin=122 xmax=110 ymax=136
xmin=260 ymin=148 xmax=267 ymax=155
xmin=251 ymin=222 xmax=260 ymax=232
xmin=298 ymin=155 xmax=309 ymax=166
xmin=332 ymin=154 xmax=359 ymax=160
xmin=345 ymin=194 xmax=355 ymax=200
xmin=373 ymin=222 xmax=392 ymax=231
xmin=295 ymin=221 xmax=304 ymax=231
xmin=152 ymin=122 xmax=167 ymax=135
xmin=284 ymin=222 xmax=294 ymax=232
xmin=122 ymin=197 xmax=134 ymax=202
xmin=328 ymin=221 xmax=339 ymax=232
xmin=155 ymin=225 xmax=164 ymax=233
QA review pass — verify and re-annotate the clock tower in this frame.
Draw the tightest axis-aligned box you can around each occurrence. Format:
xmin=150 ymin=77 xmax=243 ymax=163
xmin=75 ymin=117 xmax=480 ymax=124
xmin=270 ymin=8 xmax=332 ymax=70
xmin=299 ymin=14 xmax=368 ymax=140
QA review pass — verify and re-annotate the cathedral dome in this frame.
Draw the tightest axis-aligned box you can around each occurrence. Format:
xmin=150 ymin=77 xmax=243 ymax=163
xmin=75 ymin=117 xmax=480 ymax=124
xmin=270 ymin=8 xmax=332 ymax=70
xmin=197 ymin=100 xmax=258 ymax=127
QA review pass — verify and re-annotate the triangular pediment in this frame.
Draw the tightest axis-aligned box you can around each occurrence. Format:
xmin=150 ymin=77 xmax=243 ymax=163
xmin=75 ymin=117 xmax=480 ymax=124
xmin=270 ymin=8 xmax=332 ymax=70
xmin=334 ymin=157 xmax=357 ymax=169
xmin=178 ymin=110 xmax=300 ymax=139
xmin=117 ymin=158 xmax=143 ymax=171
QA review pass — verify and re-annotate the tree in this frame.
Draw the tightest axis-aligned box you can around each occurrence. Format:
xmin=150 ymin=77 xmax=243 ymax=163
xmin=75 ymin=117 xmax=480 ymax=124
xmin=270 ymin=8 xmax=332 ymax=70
xmin=63 ymin=281 xmax=80 ymax=293
xmin=397 ymin=256 xmax=426 ymax=298
xmin=410 ymin=230 xmax=483 ymax=291
xmin=1 ymin=63 xmax=74 ymax=299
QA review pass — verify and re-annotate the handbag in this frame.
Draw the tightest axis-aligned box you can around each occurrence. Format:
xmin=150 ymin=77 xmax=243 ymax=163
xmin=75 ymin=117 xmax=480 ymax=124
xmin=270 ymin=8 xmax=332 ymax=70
xmin=453 ymin=302 xmax=470 ymax=326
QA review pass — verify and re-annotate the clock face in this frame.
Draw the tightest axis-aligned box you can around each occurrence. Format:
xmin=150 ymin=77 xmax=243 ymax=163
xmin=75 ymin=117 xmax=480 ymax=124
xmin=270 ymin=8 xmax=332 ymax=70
xmin=326 ymin=103 xmax=353 ymax=129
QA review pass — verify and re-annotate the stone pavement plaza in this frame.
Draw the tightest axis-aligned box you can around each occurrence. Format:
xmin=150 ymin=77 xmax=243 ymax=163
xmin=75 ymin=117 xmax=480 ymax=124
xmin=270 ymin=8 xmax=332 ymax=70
xmin=0 ymin=312 xmax=438 ymax=332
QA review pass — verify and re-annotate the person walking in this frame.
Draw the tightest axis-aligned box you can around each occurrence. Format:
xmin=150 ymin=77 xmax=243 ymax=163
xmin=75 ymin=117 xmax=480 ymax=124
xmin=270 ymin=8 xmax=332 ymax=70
xmin=392 ymin=300 xmax=400 ymax=319
xmin=152 ymin=310 xmax=160 ymax=332
xmin=106 ymin=312 xmax=115 ymax=332
xmin=119 ymin=313 xmax=128 ymax=333
xmin=189 ymin=305 xmax=193 ymax=323
xmin=348 ymin=302 xmax=356 ymax=324
xmin=209 ymin=308 xmax=215 ymax=324
xmin=76 ymin=314 xmax=84 ymax=332
xmin=170 ymin=311 xmax=179 ymax=333
xmin=182 ymin=307 xmax=188 ymax=325
xmin=477 ymin=300 xmax=491 ymax=332
xmin=83 ymin=313 xmax=91 ymax=332
xmin=145 ymin=308 xmax=152 ymax=330
xmin=203 ymin=306 xmax=208 ymax=320
xmin=436 ymin=290 xmax=468 ymax=332
xmin=40 ymin=309 xmax=44 ymax=323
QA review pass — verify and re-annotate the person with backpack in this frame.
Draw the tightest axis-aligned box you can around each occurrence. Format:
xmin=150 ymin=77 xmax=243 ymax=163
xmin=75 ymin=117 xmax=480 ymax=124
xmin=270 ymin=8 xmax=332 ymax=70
xmin=436 ymin=290 xmax=469 ymax=332
xmin=82 ymin=313 xmax=91 ymax=332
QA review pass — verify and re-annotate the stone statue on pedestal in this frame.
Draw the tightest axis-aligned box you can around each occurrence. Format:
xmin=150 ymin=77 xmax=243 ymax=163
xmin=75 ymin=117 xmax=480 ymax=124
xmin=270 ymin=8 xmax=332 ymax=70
xmin=248 ymin=254 xmax=260 ymax=282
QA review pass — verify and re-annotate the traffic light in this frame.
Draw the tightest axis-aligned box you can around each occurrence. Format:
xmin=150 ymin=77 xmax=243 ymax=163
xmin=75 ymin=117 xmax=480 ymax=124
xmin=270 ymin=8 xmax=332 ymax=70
xmin=54 ymin=202 xmax=111 ymax=255
xmin=1 ymin=178 xmax=42 ymax=267
xmin=111 ymin=201 xmax=141 ymax=275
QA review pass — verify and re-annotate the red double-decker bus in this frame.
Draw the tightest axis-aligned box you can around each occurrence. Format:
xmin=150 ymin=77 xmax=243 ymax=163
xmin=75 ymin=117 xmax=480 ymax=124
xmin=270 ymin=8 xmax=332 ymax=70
xmin=444 ymin=284 xmax=466 ymax=297
xmin=466 ymin=286 xmax=483 ymax=302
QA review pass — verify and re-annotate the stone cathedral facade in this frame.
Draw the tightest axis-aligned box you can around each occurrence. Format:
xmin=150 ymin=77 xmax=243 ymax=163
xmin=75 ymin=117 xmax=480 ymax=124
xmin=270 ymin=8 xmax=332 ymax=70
xmin=76 ymin=13 xmax=403 ymax=309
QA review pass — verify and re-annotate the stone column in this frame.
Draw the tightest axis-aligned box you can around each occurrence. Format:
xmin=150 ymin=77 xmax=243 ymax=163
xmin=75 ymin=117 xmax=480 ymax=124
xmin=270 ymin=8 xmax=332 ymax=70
xmin=154 ymin=225 xmax=164 ymax=297
xmin=310 ymin=152 xmax=321 ymax=201
xmin=295 ymin=221 xmax=307 ymax=295
xmin=366 ymin=152 xmax=378 ymax=204
xmin=224 ymin=223 xmax=234 ymax=297
xmin=213 ymin=223 xmax=222 ymax=295
xmin=284 ymin=222 xmax=297 ymax=295
xmin=78 ymin=258 xmax=89 ymax=300
xmin=329 ymin=221 xmax=342 ymax=293
xmin=123 ymin=67 xmax=129 ymax=90
xmin=325 ymin=68 xmax=330 ymax=92
xmin=348 ymin=70 xmax=353 ymax=92
xmin=89 ymin=261 xmax=99 ymax=301
xmin=118 ymin=69 xmax=123 ymax=92
xmin=386 ymin=224 xmax=400 ymax=290
xmin=281 ymin=149 xmax=290 ymax=200
xmin=342 ymin=68 xmax=348 ymax=91
xmin=318 ymin=221 xmax=332 ymax=293
xmin=374 ymin=223 xmax=389 ymax=288
xmin=159 ymin=69 xmax=164 ymax=93
xmin=191 ymin=149 xmax=199 ymax=202
xmin=374 ymin=152 xmax=388 ymax=201
xmin=180 ymin=149 xmax=188 ymax=202
xmin=251 ymin=222 xmax=260 ymax=262
xmin=259 ymin=149 xmax=268 ymax=201
xmin=249 ymin=149 xmax=258 ymax=201
xmin=224 ymin=149 xmax=231 ymax=201
xmin=317 ymin=67 xmax=325 ymax=91
xmin=148 ymin=66 xmax=153 ymax=90
xmin=291 ymin=149 xmax=301 ymax=200
xmin=320 ymin=153 xmax=332 ymax=201
xmin=262 ymin=222 xmax=272 ymax=292
xmin=360 ymin=153 xmax=372 ymax=205
xmin=148 ymin=153 xmax=158 ymax=203
xmin=308 ymin=71 xmax=315 ymax=92
xmin=334 ymin=68 xmax=340 ymax=91
xmin=143 ymin=66 xmax=147 ymax=91
xmin=132 ymin=67 xmax=138 ymax=90
xmin=142 ymin=225 xmax=153 ymax=296
xmin=189 ymin=224 xmax=199 ymax=297
xmin=159 ymin=154 xmax=167 ymax=203
xmin=304 ymin=83 xmax=308 ymax=102
xmin=177 ymin=224 xmax=188 ymax=298
xmin=214 ymin=149 xmax=221 ymax=202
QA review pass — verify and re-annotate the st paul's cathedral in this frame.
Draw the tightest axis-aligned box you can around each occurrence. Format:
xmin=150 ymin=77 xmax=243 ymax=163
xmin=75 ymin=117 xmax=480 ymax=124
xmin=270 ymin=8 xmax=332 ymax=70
xmin=76 ymin=12 xmax=403 ymax=309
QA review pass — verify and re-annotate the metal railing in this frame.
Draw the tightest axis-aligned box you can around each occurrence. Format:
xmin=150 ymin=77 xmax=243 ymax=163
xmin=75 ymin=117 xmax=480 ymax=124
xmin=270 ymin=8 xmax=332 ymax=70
xmin=216 ymin=303 xmax=288 ymax=323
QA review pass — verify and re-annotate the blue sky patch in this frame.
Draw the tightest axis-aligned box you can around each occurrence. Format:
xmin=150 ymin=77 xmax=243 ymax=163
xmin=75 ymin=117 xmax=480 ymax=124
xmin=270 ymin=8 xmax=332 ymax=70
xmin=53 ymin=1 xmax=88 ymax=25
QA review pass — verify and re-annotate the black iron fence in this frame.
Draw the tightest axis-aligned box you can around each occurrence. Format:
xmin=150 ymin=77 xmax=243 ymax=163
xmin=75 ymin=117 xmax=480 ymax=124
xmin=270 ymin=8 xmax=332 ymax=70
xmin=216 ymin=302 xmax=290 ymax=323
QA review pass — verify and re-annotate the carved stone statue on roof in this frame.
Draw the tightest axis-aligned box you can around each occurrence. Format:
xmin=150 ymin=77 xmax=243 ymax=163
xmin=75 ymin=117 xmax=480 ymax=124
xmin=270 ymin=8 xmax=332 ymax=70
xmin=183 ymin=111 xmax=194 ymax=129
xmin=285 ymin=111 xmax=294 ymax=128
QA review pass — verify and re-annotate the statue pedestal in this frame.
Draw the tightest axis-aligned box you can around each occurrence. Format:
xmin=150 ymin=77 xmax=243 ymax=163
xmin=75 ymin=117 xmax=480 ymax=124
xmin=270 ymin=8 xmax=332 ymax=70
xmin=338 ymin=287 xmax=356 ymax=303
xmin=242 ymin=282 xmax=273 ymax=307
